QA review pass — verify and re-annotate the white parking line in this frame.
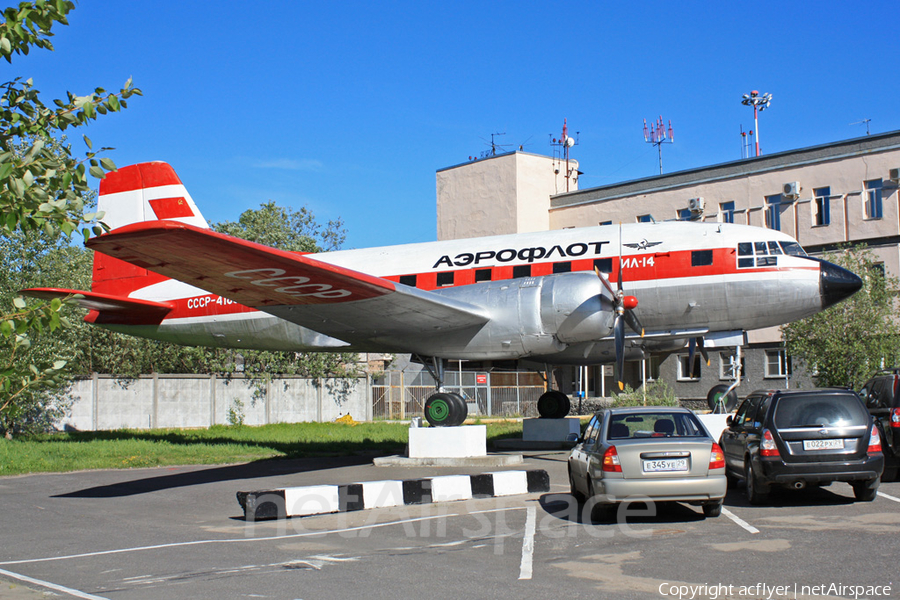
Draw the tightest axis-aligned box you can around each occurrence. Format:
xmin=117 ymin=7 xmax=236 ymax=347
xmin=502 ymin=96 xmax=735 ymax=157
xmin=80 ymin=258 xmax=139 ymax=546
xmin=877 ymin=491 xmax=900 ymax=503
xmin=0 ymin=567 xmax=108 ymax=600
xmin=518 ymin=504 xmax=536 ymax=580
xmin=721 ymin=507 xmax=760 ymax=534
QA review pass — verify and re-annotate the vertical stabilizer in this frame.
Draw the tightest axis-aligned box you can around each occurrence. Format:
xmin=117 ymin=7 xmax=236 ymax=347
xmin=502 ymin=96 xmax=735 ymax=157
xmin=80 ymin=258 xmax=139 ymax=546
xmin=92 ymin=162 xmax=207 ymax=296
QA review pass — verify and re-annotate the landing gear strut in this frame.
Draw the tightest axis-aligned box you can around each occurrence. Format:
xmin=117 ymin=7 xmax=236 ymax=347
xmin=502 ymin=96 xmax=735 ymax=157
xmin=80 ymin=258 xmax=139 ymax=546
xmin=537 ymin=365 xmax=571 ymax=419
xmin=421 ymin=357 xmax=468 ymax=427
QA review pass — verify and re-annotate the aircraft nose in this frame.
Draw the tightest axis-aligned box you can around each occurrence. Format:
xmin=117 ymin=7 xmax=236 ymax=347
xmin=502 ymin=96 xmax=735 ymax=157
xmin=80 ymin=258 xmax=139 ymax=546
xmin=820 ymin=260 xmax=862 ymax=309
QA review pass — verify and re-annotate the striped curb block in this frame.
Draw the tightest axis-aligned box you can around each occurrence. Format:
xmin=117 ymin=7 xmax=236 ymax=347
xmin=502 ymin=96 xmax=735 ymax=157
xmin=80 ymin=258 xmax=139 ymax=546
xmin=236 ymin=469 xmax=550 ymax=521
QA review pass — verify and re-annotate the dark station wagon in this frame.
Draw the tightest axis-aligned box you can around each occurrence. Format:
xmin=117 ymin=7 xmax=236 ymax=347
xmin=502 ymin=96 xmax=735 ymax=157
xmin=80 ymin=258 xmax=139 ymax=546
xmin=719 ymin=389 xmax=884 ymax=504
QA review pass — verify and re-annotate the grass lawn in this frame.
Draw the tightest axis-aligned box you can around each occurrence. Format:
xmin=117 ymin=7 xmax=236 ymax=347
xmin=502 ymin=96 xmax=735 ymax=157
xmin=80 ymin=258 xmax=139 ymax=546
xmin=0 ymin=419 xmax=525 ymax=477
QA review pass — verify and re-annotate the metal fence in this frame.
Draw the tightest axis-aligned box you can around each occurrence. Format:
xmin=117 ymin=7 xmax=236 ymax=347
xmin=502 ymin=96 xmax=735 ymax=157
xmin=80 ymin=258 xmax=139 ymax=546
xmin=371 ymin=370 xmax=545 ymax=419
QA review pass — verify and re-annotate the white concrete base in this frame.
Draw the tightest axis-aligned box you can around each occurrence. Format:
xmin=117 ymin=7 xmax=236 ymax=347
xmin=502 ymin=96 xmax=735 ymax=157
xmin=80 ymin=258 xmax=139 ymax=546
xmin=408 ymin=425 xmax=487 ymax=458
xmin=522 ymin=417 xmax=581 ymax=442
xmin=697 ymin=413 xmax=731 ymax=443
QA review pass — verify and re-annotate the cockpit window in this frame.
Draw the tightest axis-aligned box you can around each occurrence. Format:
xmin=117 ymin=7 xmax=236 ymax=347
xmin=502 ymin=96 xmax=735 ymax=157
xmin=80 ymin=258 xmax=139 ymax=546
xmin=768 ymin=241 xmax=783 ymax=255
xmin=754 ymin=242 xmax=768 ymax=255
xmin=738 ymin=242 xmax=752 ymax=256
xmin=779 ymin=241 xmax=807 ymax=257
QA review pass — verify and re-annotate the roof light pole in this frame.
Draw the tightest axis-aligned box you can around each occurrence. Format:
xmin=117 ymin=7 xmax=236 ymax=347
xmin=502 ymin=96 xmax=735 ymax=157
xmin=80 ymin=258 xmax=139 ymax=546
xmin=741 ymin=90 xmax=772 ymax=157
xmin=643 ymin=116 xmax=674 ymax=174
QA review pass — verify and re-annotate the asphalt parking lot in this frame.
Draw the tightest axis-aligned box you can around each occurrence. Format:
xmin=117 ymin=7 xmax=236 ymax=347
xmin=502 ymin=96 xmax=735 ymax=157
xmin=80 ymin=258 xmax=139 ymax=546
xmin=1 ymin=451 xmax=898 ymax=600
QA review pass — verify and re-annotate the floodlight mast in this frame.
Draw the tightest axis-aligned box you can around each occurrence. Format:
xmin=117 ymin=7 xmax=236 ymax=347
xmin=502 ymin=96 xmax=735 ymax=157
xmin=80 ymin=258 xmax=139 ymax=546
xmin=741 ymin=90 xmax=772 ymax=157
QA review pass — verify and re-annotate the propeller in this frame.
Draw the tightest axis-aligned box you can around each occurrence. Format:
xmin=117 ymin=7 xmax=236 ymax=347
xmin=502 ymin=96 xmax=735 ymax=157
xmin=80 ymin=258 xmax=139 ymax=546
xmin=688 ymin=337 xmax=710 ymax=372
xmin=594 ymin=262 xmax=643 ymax=391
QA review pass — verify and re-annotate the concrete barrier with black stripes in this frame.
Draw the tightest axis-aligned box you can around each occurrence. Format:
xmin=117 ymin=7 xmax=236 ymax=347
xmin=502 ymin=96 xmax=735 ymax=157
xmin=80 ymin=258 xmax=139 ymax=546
xmin=237 ymin=469 xmax=550 ymax=521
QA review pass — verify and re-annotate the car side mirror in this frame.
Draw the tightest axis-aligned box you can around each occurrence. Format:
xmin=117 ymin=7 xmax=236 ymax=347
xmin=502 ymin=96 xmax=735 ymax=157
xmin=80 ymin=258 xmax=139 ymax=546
xmin=725 ymin=415 xmax=734 ymax=427
xmin=565 ymin=432 xmax=580 ymax=443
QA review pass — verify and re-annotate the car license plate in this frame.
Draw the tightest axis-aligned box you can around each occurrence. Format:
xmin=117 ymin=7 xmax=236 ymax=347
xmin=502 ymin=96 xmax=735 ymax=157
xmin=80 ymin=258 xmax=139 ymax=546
xmin=803 ymin=439 xmax=843 ymax=450
xmin=642 ymin=458 xmax=688 ymax=473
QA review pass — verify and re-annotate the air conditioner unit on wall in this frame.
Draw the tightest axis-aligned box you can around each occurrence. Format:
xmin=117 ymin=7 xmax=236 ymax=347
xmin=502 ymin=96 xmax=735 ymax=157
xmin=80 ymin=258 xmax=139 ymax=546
xmin=689 ymin=197 xmax=705 ymax=213
xmin=782 ymin=181 xmax=801 ymax=199
xmin=890 ymin=168 xmax=900 ymax=183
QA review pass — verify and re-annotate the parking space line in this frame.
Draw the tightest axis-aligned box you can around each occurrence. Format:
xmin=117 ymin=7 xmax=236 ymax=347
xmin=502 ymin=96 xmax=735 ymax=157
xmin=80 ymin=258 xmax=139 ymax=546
xmin=721 ymin=507 xmax=759 ymax=534
xmin=877 ymin=491 xmax=900 ymax=503
xmin=518 ymin=504 xmax=536 ymax=580
xmin=0 ymin=566 xmax=108 ymax=600
xmin=0 ymin=506 xmax=525 ymax=567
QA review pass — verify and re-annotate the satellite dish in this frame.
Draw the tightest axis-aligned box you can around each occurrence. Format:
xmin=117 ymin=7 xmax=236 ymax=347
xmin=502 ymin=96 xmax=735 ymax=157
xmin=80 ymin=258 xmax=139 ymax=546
xmin=566 ymin=136 xmax=575 ymax=147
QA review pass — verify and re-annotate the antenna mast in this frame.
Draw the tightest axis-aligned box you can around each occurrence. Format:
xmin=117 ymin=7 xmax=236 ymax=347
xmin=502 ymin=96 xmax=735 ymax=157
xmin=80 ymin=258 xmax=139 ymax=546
xmin=550 ymin=119 xmax=579 ymax=192
xmin=643 ymin=116 xmax=674 ymax=174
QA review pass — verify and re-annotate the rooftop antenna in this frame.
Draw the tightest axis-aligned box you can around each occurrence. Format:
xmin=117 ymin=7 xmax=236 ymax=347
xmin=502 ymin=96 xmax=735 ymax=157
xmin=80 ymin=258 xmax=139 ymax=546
xmin=551 ymin=118 xmax=579 ymax=192
xmin=851 ymin=119 xmax=871 ymax=135
xmin=643 ymin=116 xmax=674 ymax=174
xmin=740 ymin=124 xmax=754 ymax=159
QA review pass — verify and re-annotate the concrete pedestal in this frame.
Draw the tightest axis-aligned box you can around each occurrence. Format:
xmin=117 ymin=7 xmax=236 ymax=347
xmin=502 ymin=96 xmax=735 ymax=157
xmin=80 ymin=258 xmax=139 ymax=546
xmin=697 ymin=413 xmax=731 ymax=443
xmin=522 ymin=417 xmax=582 ymax=442
xmin=408 ymin=425 xmax=486 ymax=458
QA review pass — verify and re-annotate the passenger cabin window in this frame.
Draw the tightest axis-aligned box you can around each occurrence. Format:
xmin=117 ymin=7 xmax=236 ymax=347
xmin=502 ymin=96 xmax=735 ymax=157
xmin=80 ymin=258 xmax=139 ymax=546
xmin=475 ymin=269 xmax=492 ymax=283
xmin=512 ymin=265 xmax=531 ymax=279
xmin=553 ymin=262 xmax=572 ymax=274
xmin=593 ymin=258 xmax=613 ymax=273
xmin=399 ymin=275 xmax=417 ymax=287
xmin=691 ymin=250 xmax=713 ymax=266
xmin=436 ymin=272 xmax=454 ymax=287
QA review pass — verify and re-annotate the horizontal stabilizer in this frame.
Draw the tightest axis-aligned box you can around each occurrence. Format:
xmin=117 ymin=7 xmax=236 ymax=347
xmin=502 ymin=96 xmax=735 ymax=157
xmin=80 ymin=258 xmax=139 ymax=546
xmin=20 ymin=288 xmax=174 ymax=325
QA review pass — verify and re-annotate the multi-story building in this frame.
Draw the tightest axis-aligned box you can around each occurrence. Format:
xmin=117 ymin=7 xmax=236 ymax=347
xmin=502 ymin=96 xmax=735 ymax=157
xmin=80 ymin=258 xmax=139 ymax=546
xmin=436 ymin=130 xmax=900 ymax=400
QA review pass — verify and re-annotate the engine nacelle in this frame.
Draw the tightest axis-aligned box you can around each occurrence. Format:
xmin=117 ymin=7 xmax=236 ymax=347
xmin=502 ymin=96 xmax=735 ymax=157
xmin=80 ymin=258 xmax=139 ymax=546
xmin=539 ymin=272 xmax=615 ymax=344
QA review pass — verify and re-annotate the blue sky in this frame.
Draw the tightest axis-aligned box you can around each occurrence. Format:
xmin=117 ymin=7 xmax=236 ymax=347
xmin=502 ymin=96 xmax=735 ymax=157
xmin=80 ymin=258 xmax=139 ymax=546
xmin=16 ymin=0 xmax=900 ymax=249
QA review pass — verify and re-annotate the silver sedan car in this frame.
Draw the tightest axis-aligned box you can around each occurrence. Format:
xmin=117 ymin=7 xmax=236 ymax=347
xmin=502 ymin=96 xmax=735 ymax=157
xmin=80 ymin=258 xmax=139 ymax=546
xmin=568 ymin=406 xmax=727 ymax=521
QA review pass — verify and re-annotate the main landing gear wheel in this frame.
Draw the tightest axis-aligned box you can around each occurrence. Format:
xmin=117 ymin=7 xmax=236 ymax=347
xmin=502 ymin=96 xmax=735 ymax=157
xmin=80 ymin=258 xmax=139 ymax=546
xmin=537 ymin=390 xmax=570 ymax=419
xmin=424 ymin=392 xmax=467 ymax=427
xmin=707 ymin=384 xmax=738 ymax=412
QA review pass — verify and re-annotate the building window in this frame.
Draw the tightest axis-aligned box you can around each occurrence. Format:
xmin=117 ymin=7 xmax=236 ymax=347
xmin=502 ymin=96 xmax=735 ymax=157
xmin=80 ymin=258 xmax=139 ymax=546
xmin=765 ymin=194 xmax=782 ymax=231
xmin=865 ymin=179 xmax=883 ymax=219
xmin=719 ymin=353 xmax=744 ymax=381
xmin=637 ymin=214 xmax=653 ymax=223
xmin=599 ymin=220 xmax=612 ymax=226
xmin=813 ymin=186 xmax=831 ymax=226
xmin=764 ymin=349 xmax=791 ymax=379
xmin=677 ymin=355 xmax=701 ymax=381
xmin=677 ymin=208 xmax=692 ymax=221
xmin=719 ymin=201 xmax=735 ymax=224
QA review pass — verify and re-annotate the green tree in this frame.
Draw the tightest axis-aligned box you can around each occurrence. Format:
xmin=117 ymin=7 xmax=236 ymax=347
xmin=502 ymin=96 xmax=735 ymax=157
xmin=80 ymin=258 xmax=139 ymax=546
xmin=0 ymin=1 xmax=140 ymax=436
xmin=782 ymin=246 xmax=900 ymax=390
xmin=212 ymin=201 xmax=345 ymax=252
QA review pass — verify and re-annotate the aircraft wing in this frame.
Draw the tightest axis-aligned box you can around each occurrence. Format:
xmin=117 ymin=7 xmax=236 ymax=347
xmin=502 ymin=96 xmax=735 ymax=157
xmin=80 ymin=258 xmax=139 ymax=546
xmin=85 ymin=220 xmax=490 ymax=345
xmin=20 ymin=288 xmax=174 ymax=325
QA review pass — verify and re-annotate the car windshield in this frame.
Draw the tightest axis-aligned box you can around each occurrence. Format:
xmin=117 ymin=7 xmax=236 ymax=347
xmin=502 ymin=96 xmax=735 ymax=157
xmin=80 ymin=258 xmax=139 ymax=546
xmin=772 ymin=393 xmax=868 ymax=428
xmin=607 ymin=411 xmax=706 ymax=439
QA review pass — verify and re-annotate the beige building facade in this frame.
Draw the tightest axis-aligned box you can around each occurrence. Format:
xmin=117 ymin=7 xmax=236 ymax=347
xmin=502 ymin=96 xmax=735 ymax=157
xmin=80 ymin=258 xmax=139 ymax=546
xmin=435 ymin=131 xmax=900 ymax=400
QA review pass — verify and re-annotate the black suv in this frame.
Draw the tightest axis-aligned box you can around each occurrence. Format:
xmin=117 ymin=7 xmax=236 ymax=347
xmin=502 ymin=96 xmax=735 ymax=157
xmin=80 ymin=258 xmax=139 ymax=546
xmin=859 ymin=369 xmax=900 ymax=480
xmin=719 ymin=389 xmax=883 ymax=504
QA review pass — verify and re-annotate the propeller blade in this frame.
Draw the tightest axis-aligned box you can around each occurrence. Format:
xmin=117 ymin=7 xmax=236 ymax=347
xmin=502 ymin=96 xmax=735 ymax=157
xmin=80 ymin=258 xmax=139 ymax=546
xmin=594 ymin=266 xmax=617 ymax=297
xmin=698 ymin=336 xmax=710 ymax=366
xmin=624 ymin=309 xmax=644 ymax=337
xmin=614 ymin=314 xmax=625 ymax=391
xmin=688 ymin=337 xmax=697 ymax=370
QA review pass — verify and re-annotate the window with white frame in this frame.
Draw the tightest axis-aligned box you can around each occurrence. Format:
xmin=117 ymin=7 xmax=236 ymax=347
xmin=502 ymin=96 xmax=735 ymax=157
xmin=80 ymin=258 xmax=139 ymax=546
xmin=637 ymin=214 xmax=653 ymax=223
xmin=719 ymin=353 xmax=744 ymax=381
xmin=677 ymin=208 xmax=692 ymax=221
xmin=813 ymin=186 xmax=831 ymax=226
xmin=765 ymin=194 xmax=782 ymax=230
xmin=719 ymin=201 xmax=735 ymax=224
xmin=764 ymin=349 xmax=791 ymax=378
xmin=865 ymin=179 xmax=883 ymax=219
xmin=677 ymin=354 xmax=701 ymax=381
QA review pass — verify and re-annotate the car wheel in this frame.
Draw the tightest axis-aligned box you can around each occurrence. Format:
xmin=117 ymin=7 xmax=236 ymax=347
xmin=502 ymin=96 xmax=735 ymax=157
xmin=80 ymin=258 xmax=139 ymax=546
xmin=852 ymin=478 xmax=879 ymax=502
xmin=587 ymin=478 xmax=615 ymax=523
xmin=745 ymin=461 xmax=770 ymax=505
xmin=569 ymin=470 xmax=585 ymax=502
xmin=882 ymin=467 xmax=898 ymax=483
xmin=702 ymin=501 xmax=723 ymax=518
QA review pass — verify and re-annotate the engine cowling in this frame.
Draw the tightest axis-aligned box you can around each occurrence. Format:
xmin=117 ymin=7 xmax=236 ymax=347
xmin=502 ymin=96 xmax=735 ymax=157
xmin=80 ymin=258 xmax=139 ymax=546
xmin=539 ymin=272 xmax=616 ymax=344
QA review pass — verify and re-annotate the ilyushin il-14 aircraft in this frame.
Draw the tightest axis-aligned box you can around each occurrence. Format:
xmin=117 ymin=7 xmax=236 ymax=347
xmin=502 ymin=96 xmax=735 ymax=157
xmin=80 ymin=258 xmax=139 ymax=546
xmin=25 ymin=162 xmax=862 ymax=426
